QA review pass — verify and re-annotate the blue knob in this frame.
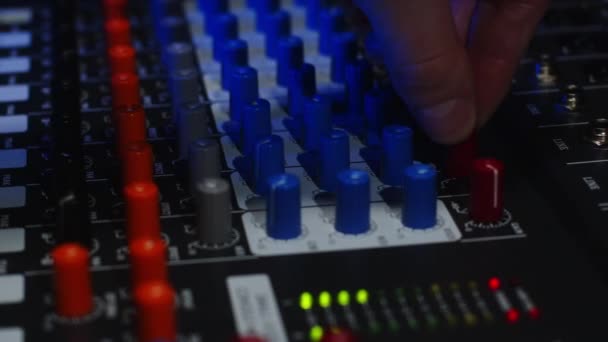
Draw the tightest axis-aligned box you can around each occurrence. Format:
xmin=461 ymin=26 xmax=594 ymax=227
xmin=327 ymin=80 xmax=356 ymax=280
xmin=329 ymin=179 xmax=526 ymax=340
xmin=335 ymin=169 xmax=370 ymax=234
xmin=305 ymin=0 xmax=321 ymax=29
xmin=165 ymin=42 xmax=196 ymax=72
xmin=157 ymin=16 xmax=186 ymax=47
xmin=381 ymin=125 xmax=413 ymax=186
xmin=243 ymin=99 xmax=272 ymax=157
xmin=229 ymin=66 xmax=259 ymax=123
xmin=320 ymin=129 xmax=350 ymax=192
xmin=277 ymin=36 xmax=304 ymax=87
xmin=364 ymin=87 xmax=388 ymax=146
xmin=212 ymin=14 xmax=239 ymax=61
xmin=254 ymin=135 xmax=285 ymax=195
xmin=319 ymin=8 xmax=346 ymax=55
xmin=331 ymin=32 xmax=358 ymax=83
xmin=266 ymin=173 xmax=301 ymax=239
xmin=221 ymin=39 xmax=249 ymax=90
xmin=288 ymin=63 xmax=316 ymax=119
xmin=264 ymin=10 xmax=291 ymax=59
xmin=249 ymin=0 xmax=280 ymax=30
xmin=199 ymin=0 xmax=228 ymax=16
xmin=303 ymin=95 xmax=332 ymax=151
xmin=403 ymin=164 xmax=437 ymax=229
xmin=346 ymin=59 xmax=373 ymax=118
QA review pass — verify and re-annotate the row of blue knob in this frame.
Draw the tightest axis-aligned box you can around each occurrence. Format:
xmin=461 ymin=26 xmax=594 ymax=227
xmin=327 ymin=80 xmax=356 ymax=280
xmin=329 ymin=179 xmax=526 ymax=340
xmin=267 ymin=163 xmax=437 ymax=240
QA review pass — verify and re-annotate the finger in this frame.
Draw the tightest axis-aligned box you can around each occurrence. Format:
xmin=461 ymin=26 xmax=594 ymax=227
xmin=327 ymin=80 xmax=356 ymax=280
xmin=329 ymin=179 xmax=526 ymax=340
xmin=468 ymin=0 xmax=549 ymax=125
xmin=450 ymin=0 xmax=477 ymax=42
xmin=354 ymin=0 xmax=476 ymax=144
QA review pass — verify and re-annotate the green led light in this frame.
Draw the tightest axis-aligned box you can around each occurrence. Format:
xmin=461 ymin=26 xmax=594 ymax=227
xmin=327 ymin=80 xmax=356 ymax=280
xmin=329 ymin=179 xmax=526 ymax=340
xmin=300 ymin=292 xmax=313 ymax=310
xmin=337 ymin=290 xmax=350 ymax=306
xmin=319 ymin=291 xmax=332 ymax=308
xmin=356 ymin=289 xmax=369 ymax=304
xmin=309 ymin=325 xmax=324 ymax=342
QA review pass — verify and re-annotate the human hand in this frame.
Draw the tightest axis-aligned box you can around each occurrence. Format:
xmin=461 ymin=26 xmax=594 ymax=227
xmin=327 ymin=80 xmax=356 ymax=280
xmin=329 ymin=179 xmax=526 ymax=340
xmin=353 ymin=0 xmax=549 ymax=144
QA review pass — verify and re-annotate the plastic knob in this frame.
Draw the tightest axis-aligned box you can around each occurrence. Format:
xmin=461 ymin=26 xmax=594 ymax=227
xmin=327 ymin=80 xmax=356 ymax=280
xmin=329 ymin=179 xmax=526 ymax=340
xmin=253 ymin=135 xmax=285 ymax=195
xmin=177 ymin=102 xmax=209 ymax=160
xmin=403 ymin=164 xmax=437 ymax=229
xmin=189 ymin=139 xmax=223 ymax=193
xmin=115 ymin=104 xmax=147 ymax=159
xmin=165 ymin=42 xmax=196 ymax=71
xmin=335 ymin=169 xmax=370 ymax=234
xmin=345 ymin=59 xmax=373 ymax=118
xmin=470 ymin=158 xmax=505 ymax=223
xmin=266 ymin=173 xmax=302 ymax=239
xmin=303 ymin=95 xmax=332 ymax=151
xmin=105 ymin=18 xmax=131 ymax=47
xmin=221 ymin=39 xmax=249 ymax=90
xmin=52 ymin=243 xmax=94 ymax=318
xmin=381 ymin=125 xmax=413 ymax=186
xmin=129 ymin=238 xmax=168 ymax=286
xmin=194 ymin=178 xmax=234 ymax=245
xmin=331 ymin=32 xmax=358 ymax=83
xmin=229 ymin=66 xmax=259 ymax=123
xmin=122 ymin=141 xmax=154 ymax=185
xmin=134 ymin=281 xmax=177 ymax=342
xmin=111 ymin=72 xmax=141 ymax=109
xmin=124 ymin=182 xmax=162 ymax=241
xmin=108 ymin=44 xmax=137 ymax=74
xmin=243 ymin=99 xmax=272 ymax=157
xmin=277 ymin=36 xmax=304 ymax=87
xmin=320 ymin=129 xmax=350 ymax=192
xmin=212 ymin=13 xmax=239 ymax=61
xmin=264 ymin=10 xmax=291 ymax=58
xmin=319 ymin=8 xmax=346 ymax=55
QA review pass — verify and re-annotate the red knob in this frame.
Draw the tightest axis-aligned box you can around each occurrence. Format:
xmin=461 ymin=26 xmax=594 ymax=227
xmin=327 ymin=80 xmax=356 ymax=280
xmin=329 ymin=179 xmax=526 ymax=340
xmin=109 ymin=44 xmax=136 ymax=74
xmin=134 ymin=281 xmax=177 ymax=342
xmin=446 ymin=134 xmax=477 ymax=178
xmin=103 ymin=0 xmax=127 ymax=19
xmin=470 ymin=158 xmax=505 ymax=223
xmin=122 ymin=141 xmax=154 ymax=185
xmin=105 ymin=18 xmax=131 ymax=47
xmin=111 ymin=72 xmax=141 ymax=110
xmin=321 ymin=329 xmax=358 ymax=342
xmin=52 ymin=243 xmax=94 ymax=318
xmin=116 ymin=105 xmax=147 ymax=159
xmin=124 ymin=182 xmax=161 ymax=241
xmin=129 ymin=238 xmax=168 ymax=287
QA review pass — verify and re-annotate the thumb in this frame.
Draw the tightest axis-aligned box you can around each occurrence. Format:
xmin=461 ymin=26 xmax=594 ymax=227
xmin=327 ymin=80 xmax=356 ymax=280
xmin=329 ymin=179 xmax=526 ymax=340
xmin=355 ymin=0 xmax=476 ymax=144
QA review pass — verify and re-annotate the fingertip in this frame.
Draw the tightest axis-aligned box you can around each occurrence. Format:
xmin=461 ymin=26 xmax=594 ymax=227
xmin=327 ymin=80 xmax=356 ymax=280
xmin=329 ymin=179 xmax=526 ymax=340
xmin=416 ymin=97 xmax=477 ymax=145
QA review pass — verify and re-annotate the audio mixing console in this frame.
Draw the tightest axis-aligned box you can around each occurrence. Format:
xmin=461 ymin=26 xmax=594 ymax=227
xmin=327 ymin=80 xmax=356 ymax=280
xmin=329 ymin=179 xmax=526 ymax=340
xmin=0 ymin=0 xmax=607 ymax=341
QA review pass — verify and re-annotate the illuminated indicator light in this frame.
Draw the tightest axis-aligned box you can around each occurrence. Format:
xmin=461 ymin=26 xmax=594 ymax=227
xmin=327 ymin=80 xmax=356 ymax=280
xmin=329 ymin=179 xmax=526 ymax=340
xmin=506 ymin=308 xmax=520 ymax=324
xmin=356 ymin=289 xmax=369 ymax=304
xmin=300 ymin=292 xmax=313 ymax=310
xmin=529 ymin=307 xmax=541 ymax=320
xmin=337 ymin=290 xmax=350 ymax=306
xmin=488 ymin=277 xmax=501 ymax=291
xmin=309 ymin=325 xmax=323 ymax=341
xmin=318 ymin=291 xmax=331 ymax=308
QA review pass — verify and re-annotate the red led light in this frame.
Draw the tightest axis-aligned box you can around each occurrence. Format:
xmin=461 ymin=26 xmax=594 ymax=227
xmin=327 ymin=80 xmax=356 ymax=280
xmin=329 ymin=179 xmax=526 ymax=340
xmin=488 ymin=277 xmax=501 ymax=291
xmin=529 ymin=307 xmax=541 ymax=320
xmin=506 ymin=308 xmax=520 ymax=324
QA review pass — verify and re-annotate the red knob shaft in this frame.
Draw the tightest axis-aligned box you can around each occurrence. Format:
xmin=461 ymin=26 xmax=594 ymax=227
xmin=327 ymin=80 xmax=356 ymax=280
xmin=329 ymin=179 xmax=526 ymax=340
xmin=124 ymin=182 xmax=161 ymax=241
xmin=109 ymin=44 xmax=136 ymax=74
xmin=470 ymin=158 xmax=505 ymax=223
xmin=103 ymin=0 xmax=127 ymax=19
xmin=116 ymin=105 xmax=147 ymax=159
xmin=111 ymin=72 xmax=141 ymax=110
xmin=122 ymin=141 xmax=154 ymax=185
xmin=134 ymin=281 xmax=177 ymax=342
xmin=105 ymin=18 xmax=131 ymax=47
xmin=52 ymin=243 xmax=94 ymax=318
xmin=129 ymin=238 xmax=168 ymax=287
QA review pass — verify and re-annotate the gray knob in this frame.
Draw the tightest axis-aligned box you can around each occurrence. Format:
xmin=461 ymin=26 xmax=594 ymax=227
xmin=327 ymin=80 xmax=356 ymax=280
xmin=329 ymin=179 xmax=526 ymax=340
xmin=195 ymin=178 xmax=233 ymax=245
xmin=178 ymin=102 xmax=209 ymax=159
xmin=189 ymin=138 xmax=222 ymax=193
xmin=165 ymin=42 xmax=196 ymax=71
xmin=169 ymin=68 xmax=201 ymax=116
